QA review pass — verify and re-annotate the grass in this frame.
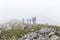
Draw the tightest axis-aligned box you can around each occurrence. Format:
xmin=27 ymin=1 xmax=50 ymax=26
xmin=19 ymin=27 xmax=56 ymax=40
xmin=1 ymin=29 xmax=29 ymax=39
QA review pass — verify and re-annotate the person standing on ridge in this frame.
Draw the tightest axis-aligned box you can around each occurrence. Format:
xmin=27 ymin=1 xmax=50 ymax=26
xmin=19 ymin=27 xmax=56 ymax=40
xmin=29 ymin=19 xmax=31 ymax=24
xmin=22 ymin=18 xmax=25 ymax=23
xmin=27 ymin=19 xmax=29 ymax=23
xmin=32 ymin=16 xmax=36 ymax=24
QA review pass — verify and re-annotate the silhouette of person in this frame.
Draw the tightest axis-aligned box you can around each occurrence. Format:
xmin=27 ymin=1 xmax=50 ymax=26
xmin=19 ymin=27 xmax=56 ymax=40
xmin=32 ymin=16 xmax=36 ymax=24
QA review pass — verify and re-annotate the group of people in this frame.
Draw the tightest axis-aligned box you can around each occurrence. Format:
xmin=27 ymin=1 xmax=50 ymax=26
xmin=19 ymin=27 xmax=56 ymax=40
xmin=22 ymin=16 xmax=36 ymax=24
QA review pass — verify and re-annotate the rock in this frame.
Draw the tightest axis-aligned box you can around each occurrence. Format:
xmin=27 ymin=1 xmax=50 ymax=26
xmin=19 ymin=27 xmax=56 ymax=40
xmin=19 ymin=28 xmax=60 ymax=40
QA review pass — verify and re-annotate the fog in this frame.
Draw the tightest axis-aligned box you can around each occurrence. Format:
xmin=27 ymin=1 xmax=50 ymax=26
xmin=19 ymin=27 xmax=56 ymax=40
xmin=0 ymin=0 xmax=60 ymax=25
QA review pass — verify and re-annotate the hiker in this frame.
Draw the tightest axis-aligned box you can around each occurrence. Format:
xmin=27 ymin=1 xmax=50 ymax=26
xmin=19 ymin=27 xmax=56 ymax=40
xmin=32 ymin=16 xmax=36 ymax=24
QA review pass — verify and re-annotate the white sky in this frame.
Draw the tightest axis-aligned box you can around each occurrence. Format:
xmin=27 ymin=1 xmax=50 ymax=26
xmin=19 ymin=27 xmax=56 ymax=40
xmin=0 ymin=0 xmax=60 ymax=25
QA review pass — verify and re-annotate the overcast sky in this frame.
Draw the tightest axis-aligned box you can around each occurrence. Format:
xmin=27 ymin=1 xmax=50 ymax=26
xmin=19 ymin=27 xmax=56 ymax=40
xmin=0 ymin=0 xmax=60 ymax=25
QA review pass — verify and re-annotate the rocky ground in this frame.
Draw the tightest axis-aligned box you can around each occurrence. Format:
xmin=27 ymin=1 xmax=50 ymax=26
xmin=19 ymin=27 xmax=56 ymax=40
xmin=0 ymin=20 xmax=60 ymax=40
xmin=19 ymin=28 xmax=60 ymax=40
